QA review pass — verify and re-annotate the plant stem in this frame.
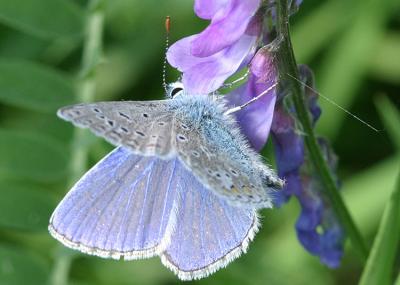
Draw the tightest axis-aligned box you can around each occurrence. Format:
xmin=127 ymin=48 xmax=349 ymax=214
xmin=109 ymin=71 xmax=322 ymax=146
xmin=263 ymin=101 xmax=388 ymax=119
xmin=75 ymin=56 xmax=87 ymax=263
xmin=275 ymin=0 xmax=368 ymax=261
xmin=49 ymin=253 xmax=74 ymax=285
xmin=50 ymin=1 xmax=104 ymax=285
xmin=70 ymin=0 xmax=104 ymax=183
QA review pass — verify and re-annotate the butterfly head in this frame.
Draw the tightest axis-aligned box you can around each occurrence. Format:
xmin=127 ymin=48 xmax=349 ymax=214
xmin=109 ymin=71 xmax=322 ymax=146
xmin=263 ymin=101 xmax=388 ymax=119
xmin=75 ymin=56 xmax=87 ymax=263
xmin=166 ymin=82 xmax=185 ymax=99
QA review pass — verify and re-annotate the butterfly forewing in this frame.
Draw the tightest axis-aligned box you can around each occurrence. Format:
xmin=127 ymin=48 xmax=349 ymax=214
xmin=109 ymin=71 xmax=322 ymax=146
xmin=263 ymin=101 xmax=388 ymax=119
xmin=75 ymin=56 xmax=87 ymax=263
xmin=58 ymin=101 xmax=176 ymax=158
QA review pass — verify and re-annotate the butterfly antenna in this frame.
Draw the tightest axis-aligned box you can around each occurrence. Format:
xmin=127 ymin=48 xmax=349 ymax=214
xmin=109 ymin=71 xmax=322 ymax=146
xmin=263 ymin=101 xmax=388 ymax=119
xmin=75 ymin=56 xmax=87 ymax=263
xmin=162 ymin=16 xmax=171 ymax=93
xmin=286 ymin=73 xmax=380 ymax=132
xmin=221 ymin=70 xmax=250 ymax=89
xmin=224 ymin=82 xmax=278 ymax=115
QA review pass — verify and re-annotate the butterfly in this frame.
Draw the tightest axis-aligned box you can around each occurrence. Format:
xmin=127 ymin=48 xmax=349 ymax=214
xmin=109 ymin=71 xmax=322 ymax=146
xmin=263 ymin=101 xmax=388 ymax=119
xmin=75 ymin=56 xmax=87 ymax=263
xmin=49 ymin=82 xmax=283 ymax=280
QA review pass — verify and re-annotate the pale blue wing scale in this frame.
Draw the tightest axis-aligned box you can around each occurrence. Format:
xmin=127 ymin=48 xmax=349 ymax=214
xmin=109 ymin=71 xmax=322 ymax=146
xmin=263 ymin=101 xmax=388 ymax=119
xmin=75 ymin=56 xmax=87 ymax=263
xmin=160 ymin=161 xmax=259 ymax=281
xmin=49 ymin=147 xmax=179 ymax=259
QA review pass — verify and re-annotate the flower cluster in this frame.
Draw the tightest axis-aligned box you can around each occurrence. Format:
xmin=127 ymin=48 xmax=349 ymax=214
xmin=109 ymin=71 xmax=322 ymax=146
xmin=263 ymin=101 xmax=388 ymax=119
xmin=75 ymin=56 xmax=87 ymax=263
xmin=271 ymin=65 xmax=344 ymax=267
xmin=167 ymin=0 xmax=344 ymax=268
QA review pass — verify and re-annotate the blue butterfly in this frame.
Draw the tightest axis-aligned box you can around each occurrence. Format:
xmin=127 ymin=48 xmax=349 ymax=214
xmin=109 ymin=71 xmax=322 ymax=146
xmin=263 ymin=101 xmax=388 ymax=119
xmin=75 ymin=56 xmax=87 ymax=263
xmin=49 ymin=82 xmax=283 ymax=280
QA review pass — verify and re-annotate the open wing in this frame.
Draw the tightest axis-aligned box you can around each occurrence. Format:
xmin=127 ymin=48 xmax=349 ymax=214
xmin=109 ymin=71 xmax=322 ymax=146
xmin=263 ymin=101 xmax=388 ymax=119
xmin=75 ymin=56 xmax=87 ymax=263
xmin=50 ymin=145 xmax=262 ymax=280
xmin=161 ymin=160 xmax=259 ymax=281
xmin=49 ymin=147 xmax=179 ymax=259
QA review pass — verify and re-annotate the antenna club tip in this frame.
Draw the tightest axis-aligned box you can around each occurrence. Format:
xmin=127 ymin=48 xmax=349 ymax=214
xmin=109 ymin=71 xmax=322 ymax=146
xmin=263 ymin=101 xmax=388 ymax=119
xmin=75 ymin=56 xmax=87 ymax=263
xmin=165 ymin=16 xmax=171 ymax=34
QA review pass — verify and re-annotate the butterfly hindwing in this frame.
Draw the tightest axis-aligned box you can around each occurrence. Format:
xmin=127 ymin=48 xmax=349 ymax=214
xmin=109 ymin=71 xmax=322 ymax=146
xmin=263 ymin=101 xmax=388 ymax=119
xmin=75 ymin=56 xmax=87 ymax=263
xmin=49 ymin=147 xmax=179 ymax=259
xmin=172 ymin=97 xmax=282 ymax=209
xmin=58 ymin=101 xmax=176 ymax=158
xmin=161 ymin=161 xmax=259 ymax=280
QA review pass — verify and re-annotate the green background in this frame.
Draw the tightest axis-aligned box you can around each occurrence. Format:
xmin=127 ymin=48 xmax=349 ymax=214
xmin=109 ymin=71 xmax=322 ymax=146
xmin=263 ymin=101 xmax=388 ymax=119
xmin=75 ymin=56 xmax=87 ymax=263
xmin=0 ymin=0 xmax=399 ymax=284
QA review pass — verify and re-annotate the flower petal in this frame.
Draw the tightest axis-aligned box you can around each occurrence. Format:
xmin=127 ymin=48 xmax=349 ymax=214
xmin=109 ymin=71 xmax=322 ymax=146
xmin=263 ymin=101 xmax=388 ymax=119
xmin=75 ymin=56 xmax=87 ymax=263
xmin=194 ymin=0 xmax=230 ymax=20
xmin=168 ymin=33 xmax=257 ymax=94
xmin=271 ymin=107 xmax=304 ymax=174
xmin=227 ymin=75 xmax=276 ymax=151
xmin=191 ymin=0 xmax=261 ymax=57
xmin=226 ymin=47 xmax=278 ymax=151
xmin=167 ymin=35 xmax=205 ymax=72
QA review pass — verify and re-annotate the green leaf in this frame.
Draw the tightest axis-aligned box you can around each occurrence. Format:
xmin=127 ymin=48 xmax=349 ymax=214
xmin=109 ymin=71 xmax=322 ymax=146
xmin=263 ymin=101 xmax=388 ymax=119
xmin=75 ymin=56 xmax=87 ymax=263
xmin=370 ymin=33 xmax=400 ymax=84
xmin=316 ymin=0 xmax=395 ymax=139
xmin=359 ymin=167 xmax=400 ymax=285
xmin=1 ymin=109 xmax=74 ymax=143
xmin=343 ymin=156 xmax=399 ymax=235
xmin=0 ymin=0 xmax=84 ymax=39
xmin=374 ymin=96 xmax=400 ymax=150
xmin=0 ymin=59 xmax=76 ymax=113
xmin=0 ymin=182 xmax=56 ymax=231
xmin=0 ymin=244 xmax=49 ymax=285
xmin=292 ymin=0 xmax=353 ymax=63
xmin=395 ymin=271 xmax=400 ymax=285
xmin=0 ymin=129 xmax=69 ymax=182
xmin=0 ymin=29 xmax=48 ymax=60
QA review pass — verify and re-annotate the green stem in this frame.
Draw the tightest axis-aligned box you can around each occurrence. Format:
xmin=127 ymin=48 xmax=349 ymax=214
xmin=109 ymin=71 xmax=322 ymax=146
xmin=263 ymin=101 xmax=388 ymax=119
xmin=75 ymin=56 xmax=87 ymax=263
xmin=50 ymin=1 xmax=104 ymax=285
xmin=70 ymin=0 xmax=104 ymax=183
xmin=275 ymin=0 xmax=368 ymax=261
xmin=49 ymin=254 xmax=73 ymax=285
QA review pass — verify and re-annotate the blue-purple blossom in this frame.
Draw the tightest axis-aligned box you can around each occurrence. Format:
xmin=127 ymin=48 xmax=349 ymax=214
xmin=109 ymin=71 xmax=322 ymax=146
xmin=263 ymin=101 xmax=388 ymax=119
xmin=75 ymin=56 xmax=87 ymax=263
xmin=167 ymin=0 xmax=262 ymax=94
xmin=226 ymin=47 xmax=278 ymax=151
xmin=271 ymin=65 xmax=344 ymax=267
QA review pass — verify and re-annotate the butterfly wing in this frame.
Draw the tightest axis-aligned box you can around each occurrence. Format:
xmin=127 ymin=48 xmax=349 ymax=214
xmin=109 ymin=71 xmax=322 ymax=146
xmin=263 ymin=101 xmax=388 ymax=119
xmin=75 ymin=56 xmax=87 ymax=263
xmin=173 ymin=109 xmax=283 ymax=209
xmin=49 ymin=147 xmax=180 ymax=259
xmin=57 ymin=101 xmax=176 ymax=158
xmin=160 ymin=161 xmax=259 ymax=281
xmin=58 ymin=98 xmax=283 ymax=209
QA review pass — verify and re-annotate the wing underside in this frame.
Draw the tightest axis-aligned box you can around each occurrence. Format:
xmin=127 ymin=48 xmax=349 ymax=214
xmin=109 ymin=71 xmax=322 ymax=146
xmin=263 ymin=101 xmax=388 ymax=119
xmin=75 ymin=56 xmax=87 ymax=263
xmin=49 ymin=147 xmax=259 ymax=280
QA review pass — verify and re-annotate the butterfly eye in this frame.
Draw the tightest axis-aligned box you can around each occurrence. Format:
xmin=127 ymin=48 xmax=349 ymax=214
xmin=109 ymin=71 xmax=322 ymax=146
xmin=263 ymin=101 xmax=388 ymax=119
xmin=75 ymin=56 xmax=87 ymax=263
xmin=170 ymin=87 xmax=183 ymax=98
xmin=167 ymin=81 xmax=184 ymax=98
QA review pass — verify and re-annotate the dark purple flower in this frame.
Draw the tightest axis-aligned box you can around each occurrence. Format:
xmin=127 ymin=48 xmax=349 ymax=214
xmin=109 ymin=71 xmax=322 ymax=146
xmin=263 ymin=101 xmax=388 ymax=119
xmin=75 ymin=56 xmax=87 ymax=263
xmin=167 ymin=0 xmax=262 ymax=94
xmin=226 ymin=47 xmax=278 ymax=151
xmin=271 ymin=65 xmax=345 ymax=267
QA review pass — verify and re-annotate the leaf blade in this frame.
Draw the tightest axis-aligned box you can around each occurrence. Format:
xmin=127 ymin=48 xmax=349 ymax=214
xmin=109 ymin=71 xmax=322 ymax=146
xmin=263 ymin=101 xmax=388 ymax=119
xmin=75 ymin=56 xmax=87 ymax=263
xmin=0 ymin=182 xmax=56 ymax=231
xmin=0 ymin=0 xmax=84 ymax=39
xmin=358 ymin=167 xmax=400 ymax=285
xmin=0 ymin=244 xmax=49 ymax=285
xmin=374 ymin=96 xmax=400 ymax=150
xmin=0 ymin=129 xmax=69 ymax=182
xmin=0 ymin=59 xmax=76 ymax=113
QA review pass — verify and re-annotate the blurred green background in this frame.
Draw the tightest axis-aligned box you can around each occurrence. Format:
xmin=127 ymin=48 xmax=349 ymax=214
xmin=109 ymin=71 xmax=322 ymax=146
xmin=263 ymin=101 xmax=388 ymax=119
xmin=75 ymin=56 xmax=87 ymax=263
xmin=0 ymin=0 xmax=399 ymax=284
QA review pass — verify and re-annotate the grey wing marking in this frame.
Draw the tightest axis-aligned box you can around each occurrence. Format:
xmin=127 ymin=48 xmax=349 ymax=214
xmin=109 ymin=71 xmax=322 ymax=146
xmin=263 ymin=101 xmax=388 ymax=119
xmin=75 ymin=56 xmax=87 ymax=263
xmin=58 ymin=101 xmax=176 ymax=158
xmin=173 ymin=119 xmax=283 ymax=209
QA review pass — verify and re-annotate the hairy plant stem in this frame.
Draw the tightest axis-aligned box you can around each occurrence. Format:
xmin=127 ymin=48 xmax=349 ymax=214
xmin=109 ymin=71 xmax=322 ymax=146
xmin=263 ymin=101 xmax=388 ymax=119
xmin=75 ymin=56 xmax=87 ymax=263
xmin=275 ymin=0 xmax=368 ymax=261
xmin=50 ymin=1 xmax=104 ymax=284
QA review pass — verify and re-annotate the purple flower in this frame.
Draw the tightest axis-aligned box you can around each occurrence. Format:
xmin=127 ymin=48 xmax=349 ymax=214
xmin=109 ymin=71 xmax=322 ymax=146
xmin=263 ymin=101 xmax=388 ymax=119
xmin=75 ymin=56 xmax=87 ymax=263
xmin=167 ymin=0 xmax=262 ymax=94
xmin=271 ymin=65 xmax=344 ymax=267
xmin=226 ymin=47 xmax=278 ymax=151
